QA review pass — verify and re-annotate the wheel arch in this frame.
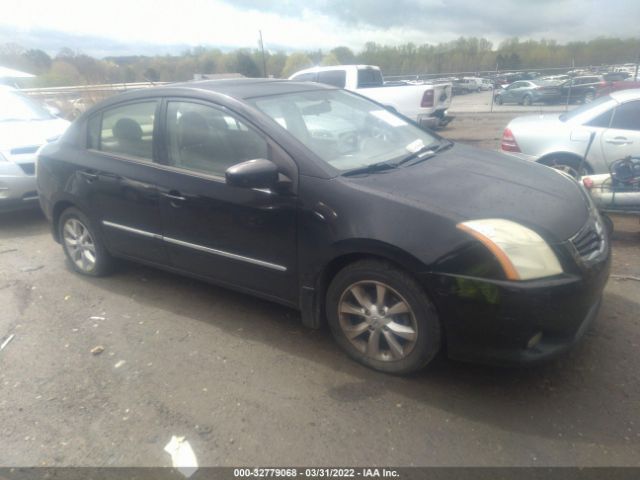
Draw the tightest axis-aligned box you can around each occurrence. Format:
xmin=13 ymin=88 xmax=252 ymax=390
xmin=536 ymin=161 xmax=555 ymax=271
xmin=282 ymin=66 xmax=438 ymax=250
xmin=301 ymin=240 xmax=430 ymax=329
xmin=52 ymin=200 xmax=77 ymax=242
xmin=537 ymin=151 xmax=593 ymax=173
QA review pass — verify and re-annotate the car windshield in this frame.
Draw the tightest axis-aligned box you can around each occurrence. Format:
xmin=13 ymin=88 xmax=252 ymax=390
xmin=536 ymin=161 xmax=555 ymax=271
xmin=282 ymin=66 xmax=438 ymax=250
xmin=250 ymin=89 xmax=439 ymax=171
xmin=0 ymin=90 xmax=55 ymax=122
xmin=559 ymin=95 xmax=613 ymax=122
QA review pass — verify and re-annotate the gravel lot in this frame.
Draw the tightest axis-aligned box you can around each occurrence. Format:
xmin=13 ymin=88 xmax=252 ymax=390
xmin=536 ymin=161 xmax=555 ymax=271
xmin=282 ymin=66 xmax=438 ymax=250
xmin=0 ymin=114 xmax=639 ymax=468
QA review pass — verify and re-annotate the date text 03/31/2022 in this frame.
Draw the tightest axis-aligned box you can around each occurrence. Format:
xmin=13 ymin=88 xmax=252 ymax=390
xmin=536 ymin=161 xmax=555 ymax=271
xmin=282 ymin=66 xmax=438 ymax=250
xmin=233 ymin=468 xmax=400 ymax=478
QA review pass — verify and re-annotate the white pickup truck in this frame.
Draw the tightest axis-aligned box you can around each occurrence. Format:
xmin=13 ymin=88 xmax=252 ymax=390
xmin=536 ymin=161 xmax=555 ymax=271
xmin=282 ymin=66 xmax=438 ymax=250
xmin=289 ymin=65 xmax=453 ymax=128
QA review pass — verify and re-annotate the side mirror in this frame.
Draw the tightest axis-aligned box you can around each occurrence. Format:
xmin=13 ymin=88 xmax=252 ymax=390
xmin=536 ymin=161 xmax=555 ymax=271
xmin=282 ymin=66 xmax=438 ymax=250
xmin=225 ymin=159 xmax=279 ymax=189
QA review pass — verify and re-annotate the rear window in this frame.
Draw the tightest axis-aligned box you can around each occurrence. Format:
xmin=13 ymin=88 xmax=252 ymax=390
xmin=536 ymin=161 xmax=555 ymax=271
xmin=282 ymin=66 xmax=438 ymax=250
xmin=317 ymin=70 xmax=346 ymax=88
xmin=357 ymin=69 xmax=383 ymax=88
xmin=611 ymin=101 xmax=640 ymax=131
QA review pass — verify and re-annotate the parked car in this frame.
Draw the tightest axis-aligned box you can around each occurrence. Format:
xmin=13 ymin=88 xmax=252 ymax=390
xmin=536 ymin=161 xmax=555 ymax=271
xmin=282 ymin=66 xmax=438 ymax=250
xmin=494 ymin=80 xmax=562 ymax=105
xmin=452 ymin=77 xmax=483 ymax=94
xmin=0 ymin=86 xmax=70 ymax=212
xmin=501 ymin=89 xmax=640 ymax=176
xmin=479 ymin=78 xmax=494 ymax=90
xmin=37 ymin=79 xmax=610 ymax=373
xmin=289 ymin=65 xmax=453 ymax=128
xmin=559 ymin=75 xmax=605 ymax=103
xmin=596 ymin=78 xmax=640 ymax=98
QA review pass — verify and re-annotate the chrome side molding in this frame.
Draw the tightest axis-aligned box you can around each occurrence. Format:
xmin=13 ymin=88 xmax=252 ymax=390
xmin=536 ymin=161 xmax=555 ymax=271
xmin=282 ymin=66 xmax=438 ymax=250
xmin=101 ymin=220 xmax=287 ymax=272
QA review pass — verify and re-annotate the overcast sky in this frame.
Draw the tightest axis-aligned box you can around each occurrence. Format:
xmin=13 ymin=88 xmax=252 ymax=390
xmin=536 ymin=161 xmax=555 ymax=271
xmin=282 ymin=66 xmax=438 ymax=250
xmin=1 ymin=0 xmax=638 ymax=56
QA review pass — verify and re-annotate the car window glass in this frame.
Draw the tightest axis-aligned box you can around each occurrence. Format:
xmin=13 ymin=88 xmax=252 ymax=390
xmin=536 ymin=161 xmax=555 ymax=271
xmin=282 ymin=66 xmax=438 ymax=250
xmin=357 ymin=69 xmax=383 ymax=88
xmin=610 ymin=101 xmax=640 ymax=131
xmin=165 ymin=101 xmax=268 ymax=176
xmin=586 ymin=108 xmax=613 ymax=128
xmin=251 ymin=89 xmax=438 ymax=172
xmin=98 ymin=101 xmax=157 ymax=160
xmin=318 ymin=70 xmax=346 ymax=88
xmin=292 ymin=73 xmax=315 ymax=82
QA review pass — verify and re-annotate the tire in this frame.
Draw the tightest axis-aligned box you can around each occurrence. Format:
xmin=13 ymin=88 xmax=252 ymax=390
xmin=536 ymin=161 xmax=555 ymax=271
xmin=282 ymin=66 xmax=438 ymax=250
xmin=58 ymin=207 xmax=113 ymax=276
xmin=522 ymin=95 xmax=533 ymax=106
xmin=326 ymin=259 xmax=441 ymax=375
xmin=584 ymin=91 xmax=595 ymax=103
xmin=542 ymin=155 xmax=592 ymax=179
xmin=494 ymin=95 xmax=503 ymax=105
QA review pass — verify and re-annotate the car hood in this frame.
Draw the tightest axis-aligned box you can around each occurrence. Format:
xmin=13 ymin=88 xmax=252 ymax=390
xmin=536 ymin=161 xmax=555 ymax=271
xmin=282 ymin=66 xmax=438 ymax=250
xmin=346 ymin=143 xmax=590 ymax=243
xmin=0 ymin=118 xmax=70 ymax=154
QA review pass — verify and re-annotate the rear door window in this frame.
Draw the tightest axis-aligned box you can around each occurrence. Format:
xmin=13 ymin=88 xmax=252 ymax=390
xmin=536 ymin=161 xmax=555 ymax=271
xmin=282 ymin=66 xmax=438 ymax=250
xmin=96 ymin=101 xmax=157 ymax=161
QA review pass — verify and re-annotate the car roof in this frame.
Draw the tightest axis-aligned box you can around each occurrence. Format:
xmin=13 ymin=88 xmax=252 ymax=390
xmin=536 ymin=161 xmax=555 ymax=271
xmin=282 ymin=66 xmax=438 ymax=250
xmin=610 ymin=88 xmax=640 ymax=102
xmin=170 ymin=78 xmax=335 ymax=99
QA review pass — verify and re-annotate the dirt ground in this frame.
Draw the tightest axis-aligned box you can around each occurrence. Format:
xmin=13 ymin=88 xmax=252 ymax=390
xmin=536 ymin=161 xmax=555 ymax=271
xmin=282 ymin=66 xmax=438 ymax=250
xmin=0 ymin=114 xmax=639 ymax=468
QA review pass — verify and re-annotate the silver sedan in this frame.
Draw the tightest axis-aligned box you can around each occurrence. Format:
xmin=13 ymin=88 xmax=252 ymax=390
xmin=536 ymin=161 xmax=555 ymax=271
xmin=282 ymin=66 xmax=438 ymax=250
xmin=0 ymin=87 xmax=69 ymax=212
xmin=501 ymin=89 xmax=640 ymax=176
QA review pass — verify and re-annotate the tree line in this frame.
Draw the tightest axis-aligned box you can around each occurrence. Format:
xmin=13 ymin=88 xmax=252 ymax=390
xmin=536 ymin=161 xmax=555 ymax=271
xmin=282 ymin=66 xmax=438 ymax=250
xmin=1 ymin=36 xmax=639 ymax=87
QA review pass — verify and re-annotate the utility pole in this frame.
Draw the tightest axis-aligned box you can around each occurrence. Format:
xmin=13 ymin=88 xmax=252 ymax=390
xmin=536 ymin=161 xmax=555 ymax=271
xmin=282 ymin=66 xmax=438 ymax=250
xmin=259 ymin=30 xmax=267 ymax=78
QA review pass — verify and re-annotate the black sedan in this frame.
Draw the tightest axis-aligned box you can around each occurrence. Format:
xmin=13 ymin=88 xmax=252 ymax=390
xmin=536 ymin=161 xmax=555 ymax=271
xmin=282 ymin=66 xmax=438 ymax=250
xmin=36 ymin=79 xmax=610 ymax=374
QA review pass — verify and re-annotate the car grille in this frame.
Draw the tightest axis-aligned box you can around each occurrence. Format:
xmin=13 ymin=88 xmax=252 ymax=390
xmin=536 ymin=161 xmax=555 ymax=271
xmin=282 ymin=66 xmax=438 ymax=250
xmin=571 ymin=216 xmax=605 ymax=261
xmin=18 ymin=163 xmax=36 ymax=176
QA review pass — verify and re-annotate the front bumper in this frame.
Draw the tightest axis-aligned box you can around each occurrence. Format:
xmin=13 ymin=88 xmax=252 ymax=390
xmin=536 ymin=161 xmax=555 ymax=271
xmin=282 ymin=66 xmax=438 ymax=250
xmin=0 ymin=162 xmax=38 ymax=212
xmin=423 ymin=250 xmax=610 ymax=365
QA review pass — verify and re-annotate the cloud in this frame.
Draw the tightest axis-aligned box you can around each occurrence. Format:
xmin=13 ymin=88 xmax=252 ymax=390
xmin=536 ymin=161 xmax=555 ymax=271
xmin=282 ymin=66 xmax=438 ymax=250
xmin=0 ymin=0 xmax=638 ymax=57
xmin=228 ymin=0 xmax=640 ymax=42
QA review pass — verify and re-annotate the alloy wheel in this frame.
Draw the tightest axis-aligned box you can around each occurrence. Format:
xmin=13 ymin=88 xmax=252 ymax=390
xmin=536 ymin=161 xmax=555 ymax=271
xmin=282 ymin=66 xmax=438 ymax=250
xmin=338 ymin=280 xmax=418 ymax=362
xmin=62 ymin=218 xmax=97 ymax=272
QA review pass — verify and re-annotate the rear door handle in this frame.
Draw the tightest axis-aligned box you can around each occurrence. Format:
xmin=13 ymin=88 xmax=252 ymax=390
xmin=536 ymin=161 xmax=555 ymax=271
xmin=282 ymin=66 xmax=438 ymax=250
xmin=79 ymin=170 xmax=98 ymax=181
xmin=605 ymin=137 xmax=632 ymax=145
xmin=162 ymin=191 xmax=187 ymax=205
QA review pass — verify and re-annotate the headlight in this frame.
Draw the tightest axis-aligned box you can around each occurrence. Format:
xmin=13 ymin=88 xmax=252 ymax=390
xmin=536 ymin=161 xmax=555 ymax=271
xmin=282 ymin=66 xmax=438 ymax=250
xmin=457 ymin=219 xmax=563 ymax=281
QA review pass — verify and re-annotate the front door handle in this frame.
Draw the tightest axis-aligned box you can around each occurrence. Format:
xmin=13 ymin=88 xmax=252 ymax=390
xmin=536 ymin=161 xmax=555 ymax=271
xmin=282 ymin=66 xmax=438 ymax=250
xmin=605 ymin=137 xmax=632 ymax=145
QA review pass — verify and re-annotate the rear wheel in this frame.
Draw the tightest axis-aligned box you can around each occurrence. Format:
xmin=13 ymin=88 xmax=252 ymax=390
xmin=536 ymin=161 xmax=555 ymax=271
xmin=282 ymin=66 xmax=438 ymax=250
xmin=495 ymin=95 xmax=503 ymax=105
xmin=541 ymin=155 xmax=592 ymax=179
xmin=326 ymin=259 xmax=441 ymax=374
xmin=522 ymin=95 xmax=533 ymax=106
xmin=59 ymin=207 xmax=113 ymax=276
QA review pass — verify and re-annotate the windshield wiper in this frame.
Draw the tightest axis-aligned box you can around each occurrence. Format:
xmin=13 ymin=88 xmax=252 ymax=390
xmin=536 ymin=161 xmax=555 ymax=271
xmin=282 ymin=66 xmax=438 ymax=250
xmin=342 ymin=161 xmax=399 ymax=176
xmin=395 ymin=139 xmax=453 ymax=167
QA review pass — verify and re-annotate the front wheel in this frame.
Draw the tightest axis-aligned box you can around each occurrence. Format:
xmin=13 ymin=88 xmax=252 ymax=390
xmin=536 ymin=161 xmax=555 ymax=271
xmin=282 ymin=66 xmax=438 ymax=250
xmin=522 ymin=95 xmax=533 ymax=106
xmin=59 ymin=207 xmax=113 ymax=276
xmin=584 ymin=91 xmax=595 ymax=103
xmin=494 ymin=95 xmax=503 ymax=105
xmin=326 ymin=260 xmax=441 ymax=374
